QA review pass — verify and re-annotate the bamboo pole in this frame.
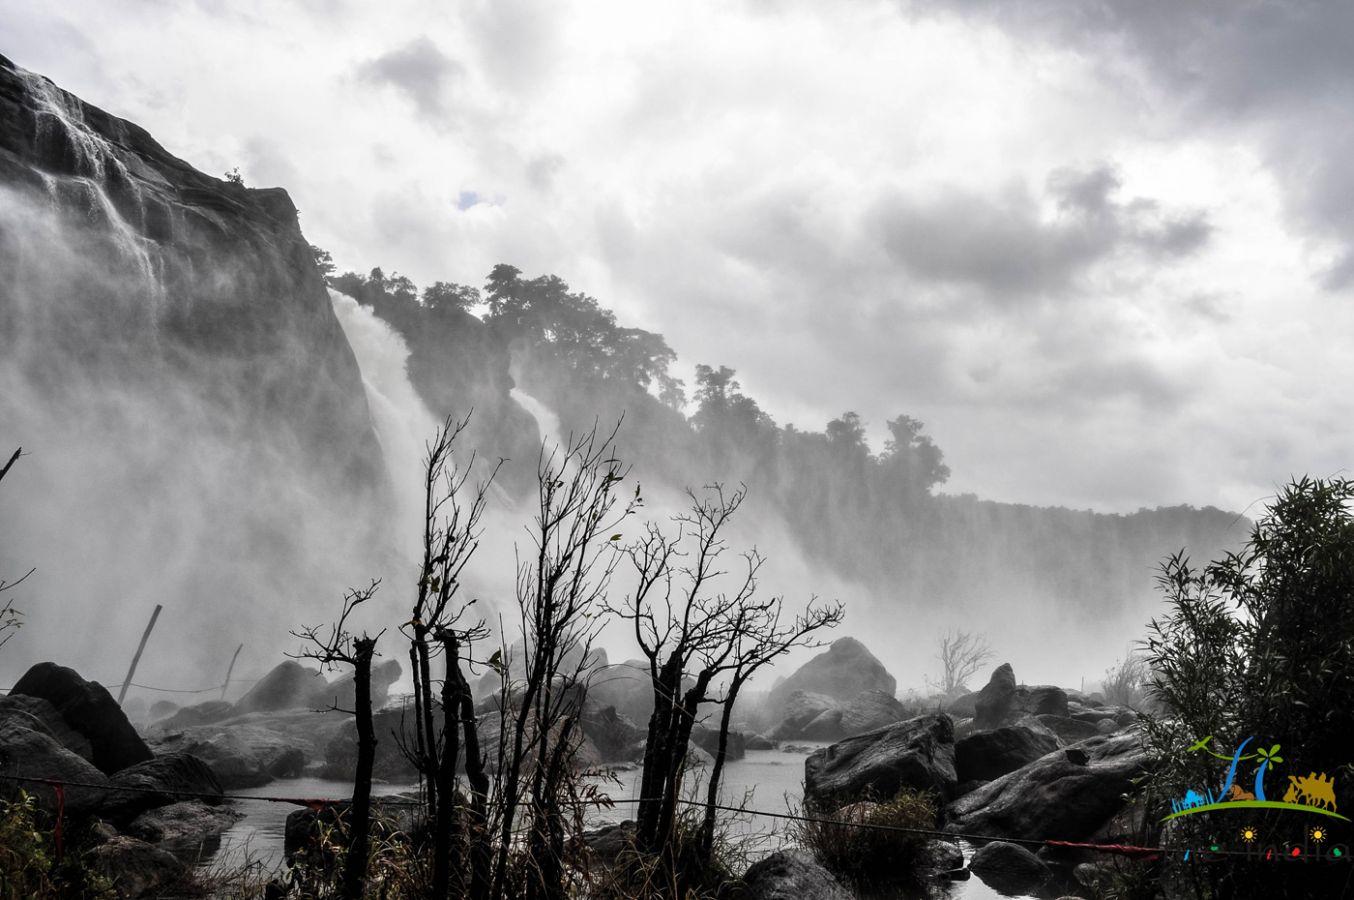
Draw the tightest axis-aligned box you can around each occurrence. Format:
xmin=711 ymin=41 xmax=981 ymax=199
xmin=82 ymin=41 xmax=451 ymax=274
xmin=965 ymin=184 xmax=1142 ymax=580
xmin=117 ymin=604 xmax=162 ymax=705
xmin=220 ymin=643 xmax=244 ymax=701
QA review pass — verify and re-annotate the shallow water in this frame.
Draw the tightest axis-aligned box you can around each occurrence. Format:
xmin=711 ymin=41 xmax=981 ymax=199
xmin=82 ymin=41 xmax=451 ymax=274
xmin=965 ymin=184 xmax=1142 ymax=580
xmin=203 ymin=749 xmax=1037 ymax=899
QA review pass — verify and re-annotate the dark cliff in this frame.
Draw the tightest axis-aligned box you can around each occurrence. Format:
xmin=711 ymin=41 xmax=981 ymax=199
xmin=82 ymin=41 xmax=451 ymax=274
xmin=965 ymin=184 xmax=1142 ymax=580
xmin=0 ymin=55 xmax=387 ymax=676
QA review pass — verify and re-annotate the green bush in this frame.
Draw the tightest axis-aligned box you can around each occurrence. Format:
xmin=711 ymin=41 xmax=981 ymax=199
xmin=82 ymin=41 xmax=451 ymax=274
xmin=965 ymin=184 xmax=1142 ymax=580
xmin=0 ymin=791 xmax=112 ymax=900
xmin=1141 ymin=476 xmax=1354 ymax=899
xmin=793 ymin=788 xmax=937 ymax=891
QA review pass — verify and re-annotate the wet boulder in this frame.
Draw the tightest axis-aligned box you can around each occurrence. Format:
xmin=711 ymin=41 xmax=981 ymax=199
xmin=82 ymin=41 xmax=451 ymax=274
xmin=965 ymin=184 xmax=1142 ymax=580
xmin=0 ymin=693 xmax=94 ymax=761
xmin=690 ymin=722 xmax=746 ymax=762
xmin=771 ymin=689 xmax=907 ymax=742
xmin=956 ymin=723 xmax=1059 ymax=782
xmin=233 ymin=661 xmax=325 ymax=713
xmin=306 ymin=659 xmax=401 ymax=712
xmin=768 ymin=638 xmax=895 ymax=715
xmin=90 ymin=835 xmax=186 ymax=898
xmin=1035 ymin=713 xmax=1101 ymax=743
xmin=106 ymin=752 xmax=223 ymax=818
xmin=127 ymin=800 xmax=240 ymax=855
xmin=944 ymin=733 xmax=1148 ymax=842
xmin=742 ymin=849 xmax=851 ymax=900
xmin=972 ymin=663 xmax=1018 ymax=729
xmin=581 ymin=705 xmax=645 ymax=762
xmin=0 ymin=716 xmax=111 ymax=816
xmin=158 ymin=700 xmax=233 ymax=729
xmin=970 ymin=840 xmax=1050 ymax=895
xmin=9 ymin=662 xmax=153 ymax=774
xmin=804 ymin=713 xmax=957 ymax=810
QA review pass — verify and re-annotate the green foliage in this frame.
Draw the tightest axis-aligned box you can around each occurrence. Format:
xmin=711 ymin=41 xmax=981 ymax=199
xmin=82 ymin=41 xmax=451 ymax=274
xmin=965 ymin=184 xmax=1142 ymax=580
xmin=793 ymin=788 xmax=937 ymax=891
xmin=0 ymin=791 xmax=113 ymax=900
xmin=1140 ymin=476 xmax=1354 ymax=898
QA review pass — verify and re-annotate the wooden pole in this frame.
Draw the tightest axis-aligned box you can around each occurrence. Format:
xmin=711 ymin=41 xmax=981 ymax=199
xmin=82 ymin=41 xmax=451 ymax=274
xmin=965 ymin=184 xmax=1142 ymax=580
xmin=117 ymin=604 xmax=162 ymax=705
xmin=220 ymin=643 xmax=244 ymax=701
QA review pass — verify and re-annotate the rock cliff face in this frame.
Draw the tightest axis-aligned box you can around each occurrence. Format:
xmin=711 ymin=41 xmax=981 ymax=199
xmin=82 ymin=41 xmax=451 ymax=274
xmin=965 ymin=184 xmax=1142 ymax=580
xmin=0 ymin=55 xmax=387 ymax=670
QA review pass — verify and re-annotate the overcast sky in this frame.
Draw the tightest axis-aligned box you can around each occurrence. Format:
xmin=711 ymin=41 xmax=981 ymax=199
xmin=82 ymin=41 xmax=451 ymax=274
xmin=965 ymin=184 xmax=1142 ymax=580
xmin=6 ymin=0 xmax=1354 ymax=514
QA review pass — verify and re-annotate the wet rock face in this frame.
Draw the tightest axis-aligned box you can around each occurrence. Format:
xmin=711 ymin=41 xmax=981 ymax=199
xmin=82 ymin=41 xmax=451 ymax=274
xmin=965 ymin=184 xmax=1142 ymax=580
xmin=9 ymin=662 xmax=153 ymax=774
xmin=742 ymin=849 xmax=852 ymax=900
xmin=803 ymin=714 xmax=957 ymax=810
xmin=0 ymin=716 xmax=111 ymax=816
xmin=969 ymin=840 xmax=1051 ymax=895
xmin=944 ymin=732 xmax=1148 ymax=842
xmin=955 ymin=723 xmax=1060 ymax=783
xmin=767 ymin=638 xmax=896 ymax=715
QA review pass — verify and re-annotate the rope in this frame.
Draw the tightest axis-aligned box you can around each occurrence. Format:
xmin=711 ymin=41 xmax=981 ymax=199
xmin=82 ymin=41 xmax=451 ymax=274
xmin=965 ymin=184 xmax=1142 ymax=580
xmin=0 ymin=771 xmax=1220 ymax=860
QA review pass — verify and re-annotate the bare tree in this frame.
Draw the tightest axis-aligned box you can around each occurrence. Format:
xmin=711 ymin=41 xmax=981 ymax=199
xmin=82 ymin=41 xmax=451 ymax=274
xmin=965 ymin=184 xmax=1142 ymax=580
xmin=292 ymin=582 xmax=385 ymax=900
xmin=611 ymin=484 xmax=843 ymax=881
xmin=489 ymin=422 xmax=639 ymax=900
xmin=932 ymin=629 xmax=993 ymax=695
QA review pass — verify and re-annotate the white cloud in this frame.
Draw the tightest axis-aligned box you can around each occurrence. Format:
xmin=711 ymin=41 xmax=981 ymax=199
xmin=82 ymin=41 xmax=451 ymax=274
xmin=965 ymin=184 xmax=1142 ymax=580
xmin=4 ymin=0 xmax=1352 ymax=514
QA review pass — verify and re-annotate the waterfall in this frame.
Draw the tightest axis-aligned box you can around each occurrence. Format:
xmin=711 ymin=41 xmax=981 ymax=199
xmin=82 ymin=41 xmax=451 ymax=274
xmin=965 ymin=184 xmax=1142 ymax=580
xmin=329 ymin=289 xmax=438 ymax=554
xmin=510 ymin=387 xmax=561 ymax=449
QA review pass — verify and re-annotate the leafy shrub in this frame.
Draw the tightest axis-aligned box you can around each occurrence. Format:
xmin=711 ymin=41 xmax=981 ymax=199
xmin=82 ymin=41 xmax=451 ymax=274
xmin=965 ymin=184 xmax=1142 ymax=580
xmin=0 ymin=790 xmax=112 ymax=900
xmin=1141 ymin=477 xmax=1354 ymax=898
xmin=794 ymin=788 xmax=937 ymax=890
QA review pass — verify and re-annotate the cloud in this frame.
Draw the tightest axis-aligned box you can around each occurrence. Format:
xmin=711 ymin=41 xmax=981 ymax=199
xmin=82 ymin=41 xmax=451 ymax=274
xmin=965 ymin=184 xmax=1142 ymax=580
xmin=871 ymin=164 xmax=1210 ymax=300
xmin=357 ymin=36 xmax=463 ymax=118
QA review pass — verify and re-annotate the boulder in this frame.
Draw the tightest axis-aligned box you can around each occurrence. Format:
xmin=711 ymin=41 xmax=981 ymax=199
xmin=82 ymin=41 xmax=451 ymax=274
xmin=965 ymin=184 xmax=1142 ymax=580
xmin=582 ymin=820 xmax=637 ymax=864
xmin=306 ymin=659 xmax=401 ymax=712
xmin=944 ymin=733 xmax=1148 ymax=842
xmin=921 ymin=839 xmax=965 ymax=873
xmin=742 ymin=849 xmax=851 ymax=900
xmin=321 ymin=706 xmax=423 ymax=782
xmin=127 ymin=800 xmax=240 ymax=848
xmin=769 ymin=691 xmax=837 ymax=740
xmin=972 ymin=664 xmax=1017 ymax=730
xmin=690 ymin=723 xmax=746 ymax=762
xmin=581 ymin=705 xmax=645 ymax=762
xmin=945 ymin=691 xmax=979 ymax=719
xmin=284 ymin=794 xmax=419 ymax=860
xmin=969 ymin=840 xmax=1050 ymax=894
xmin=1035 ymin=713 xmax=1101 ymax=743
xmin=0 ymin=693 xmax=94 ymax=761
xmin=956 ymin=723 xmax=1059 ymax=782
xmin=233 ymin=661 xmax=325 ymax=713
xmin=0 ymin=716 xmax=110 ymax=816
xmin=771 ymin=690 xmax=907 ymax=742
xmin=9 ymin=662 xmax=153 ymax=774
xmin=158 ymin=700 xmax=233 ymax=729
xmin=768 ymin=638 xmax=895 ymax=715
xmin=746 ymin=734 xmax=776 ymax=751
xmin=804 ymin=714 xmax=957 ymax=810
xmin=1014 ymin=685 xmax=1069 ymax=719
xmin=89 ymin=835 xmax=186 ymax=898
xmin=152 ymin=708 xmax=350 ymax=787
xmin=148 ymin=700 xmax=180 ymax=721
xmin=106 ymin=752 xmax=223 ymax=818
xmin=586 ymin=658 xmax=674 ymax=724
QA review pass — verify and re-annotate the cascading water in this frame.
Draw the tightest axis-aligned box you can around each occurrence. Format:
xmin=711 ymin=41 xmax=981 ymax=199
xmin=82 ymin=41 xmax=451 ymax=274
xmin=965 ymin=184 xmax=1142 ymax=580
xmin=510 ymin=386 xmax=561 ymax=449
xmin=329 ymin=289 xmax=438 ymax=554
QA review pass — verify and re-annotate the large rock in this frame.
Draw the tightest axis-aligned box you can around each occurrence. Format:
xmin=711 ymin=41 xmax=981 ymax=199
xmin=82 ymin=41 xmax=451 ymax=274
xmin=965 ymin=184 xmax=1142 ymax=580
xmin=804 ymin=714 xmax=957 ymax=810
xmin=969 ymin=840 xmax=1051 ymax=894
xmin=0 ymin=693 xmax=94 ymax=761
xmin=972 ymin=663 xmax=1017 ymax=730
xmin=0 ymin=716 xmax=111 ymax=816
xmin=1013 ymin=685 xmax=1069 ymax=720
xmin=581 ymin=705 xmax=645 ymax=762
xmin=956 ymin=723 xmax=1059 ymax=782
xmin=772 ymin=690 xmax=908 ymax=741
xmin=944 ymin=732 xmax=1148 ymax=842
xmin=151 ymin=708 xmax=350 ymax=787
xmin=768 ymin=638 xmax=895 ymax=715
xmin=127 ymin=800 xmax=240 ymax=855
xmin=1036 ymin=713 xmax=1101 ymax=743
xmin=106 ymin=752 xmax=223 ymax=818
xmin=9 ymin=662 xmax=153 ymax=774
xmin=306 ymin=659 xmax=401 ymax=712
xmin=89 ymin=835 xmax=186 ymax=898
xmin=158 ymin=700 xmax=234 ymax=730
xmin=690 ymin=722 xmax=746 ymax=762
xmin=234 ymin=661 xmax=325 ymax=713
xmin=742 ymin=849 xmax=851 ymax=900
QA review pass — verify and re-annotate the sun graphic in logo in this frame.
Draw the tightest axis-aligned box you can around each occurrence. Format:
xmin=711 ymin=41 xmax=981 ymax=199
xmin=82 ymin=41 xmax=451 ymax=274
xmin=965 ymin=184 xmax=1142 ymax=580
xmin=1310 ymin=825 xmax=1328 ymax=844
xmin=1240 ymin=825 xmax=1260 ymax=844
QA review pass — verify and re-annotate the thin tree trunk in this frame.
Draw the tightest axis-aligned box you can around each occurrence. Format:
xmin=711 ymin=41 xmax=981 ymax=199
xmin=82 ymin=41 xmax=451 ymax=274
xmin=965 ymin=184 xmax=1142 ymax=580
xmin=343 ymin=637 xmax=378 ymax=900
xmin=700 ymin=683 xmax=741 ymax=860
xmin=432 ymin=634 xmax=463 ymax=898
xmin=455 ymin=661 xmax=492 ymax=900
